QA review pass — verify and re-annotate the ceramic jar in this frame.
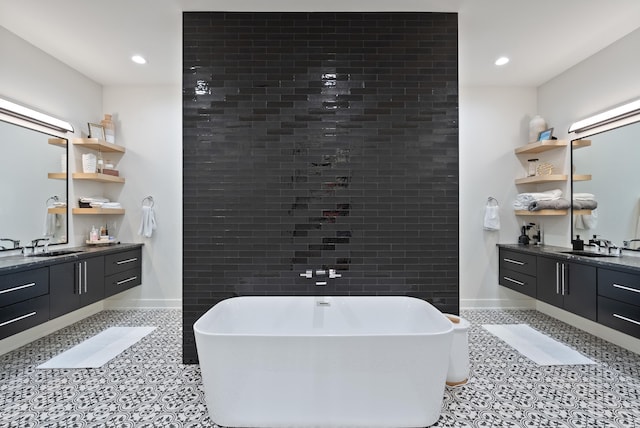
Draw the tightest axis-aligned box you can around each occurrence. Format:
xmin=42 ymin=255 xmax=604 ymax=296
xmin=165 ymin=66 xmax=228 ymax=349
xmin=529 ymin=115 xmax=547 ymax=142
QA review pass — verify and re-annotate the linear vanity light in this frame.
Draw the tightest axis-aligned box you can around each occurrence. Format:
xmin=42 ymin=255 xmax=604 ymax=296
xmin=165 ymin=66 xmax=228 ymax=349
xmin=569 ymin=98 xmax=640 ymax=133
xmin=0 ymin=97 xmax=74 ymax=133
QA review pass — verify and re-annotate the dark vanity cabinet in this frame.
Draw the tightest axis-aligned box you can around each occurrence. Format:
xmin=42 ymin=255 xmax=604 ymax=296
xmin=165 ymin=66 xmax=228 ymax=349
xmin=597 ymin=268 xmax=640 ymax=337
xmin=498 ymin=249 xmax=537 ymax=297
xmin=0 ymin=268 xmax=50 ymax=340
xmin=498 ymin=245 xmax=639 ymax=339
xmin=0 ymin=244 xmax=142 ymax=341
xmin=49 ymin=256 xmax=105 ymax=319
xmin=104 ymin=248 xmax=141 ymax=297
xmin=537 ymin=256 xmax=596 ymax=321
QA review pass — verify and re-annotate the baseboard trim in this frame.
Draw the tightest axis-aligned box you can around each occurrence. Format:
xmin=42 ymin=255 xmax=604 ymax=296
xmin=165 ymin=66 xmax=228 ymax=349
xmin=103 ymin=298 xmax=182 ymax=310
xmin=460 ymin=298 xmax=536 ymax=310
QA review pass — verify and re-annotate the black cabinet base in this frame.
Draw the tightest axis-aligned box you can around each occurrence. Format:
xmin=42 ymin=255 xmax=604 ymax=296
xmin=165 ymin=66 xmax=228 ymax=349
xmin=0 ymin=295 xmax=50 ymax=340
xmin=598 ymin=296 xmax=640 ymax=339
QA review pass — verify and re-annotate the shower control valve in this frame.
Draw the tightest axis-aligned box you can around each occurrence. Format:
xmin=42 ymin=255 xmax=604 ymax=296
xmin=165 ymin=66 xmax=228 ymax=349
xmin=300 ymin=270 xmax=313 ymax=278
xmin=329 ymin=269 xmax=342 ymax=279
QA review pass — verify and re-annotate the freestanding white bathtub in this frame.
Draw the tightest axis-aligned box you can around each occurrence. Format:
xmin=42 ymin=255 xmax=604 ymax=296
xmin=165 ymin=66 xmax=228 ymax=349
xmin=194 ymin=296 xmax=454 ymax=428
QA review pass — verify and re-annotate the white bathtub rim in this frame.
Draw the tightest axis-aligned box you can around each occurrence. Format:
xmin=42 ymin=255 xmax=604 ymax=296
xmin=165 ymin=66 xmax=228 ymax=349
xmin=193 ymin=295 xmax=454 ymax=338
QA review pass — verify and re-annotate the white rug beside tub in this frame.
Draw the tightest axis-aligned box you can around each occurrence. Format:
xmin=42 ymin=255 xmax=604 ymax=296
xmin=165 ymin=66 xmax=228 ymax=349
xmin=483 ymin=324 xmax=596 ymax=366
xmin=37 ymin=326 xmax=155 ymax=369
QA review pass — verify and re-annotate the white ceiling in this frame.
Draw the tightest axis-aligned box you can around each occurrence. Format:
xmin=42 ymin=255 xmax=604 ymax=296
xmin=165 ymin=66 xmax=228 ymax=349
xmin=1 ymin=0 xmax=639 ymax=87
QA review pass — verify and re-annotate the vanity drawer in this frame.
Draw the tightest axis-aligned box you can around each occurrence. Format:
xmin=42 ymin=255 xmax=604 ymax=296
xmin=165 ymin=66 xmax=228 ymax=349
xmin=105 ymin=249 xmax=142 ymax=276
xmin=0 ymin=267 xmax=49 ymax=308
xmin=105 ymin=267 xmax=141 ymax=297
xmin=499 ymin=249 xmax=537 ymax=276
xmin=598 ymin=269 xmax=640 ymax=306
xmin=598 ymin=296 xmax=640 ymax=339
xmin=499 ymin=268 xmax=537 ymax=298
xmin=0 ymin=295 xmax=50 ymax=340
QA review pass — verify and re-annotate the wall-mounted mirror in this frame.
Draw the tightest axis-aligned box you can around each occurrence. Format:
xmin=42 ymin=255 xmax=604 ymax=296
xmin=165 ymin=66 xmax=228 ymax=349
xmin=571 ymin=110 xmax=640 ymax=249
xmin=0 ymin=119 xmax=68 ymax=251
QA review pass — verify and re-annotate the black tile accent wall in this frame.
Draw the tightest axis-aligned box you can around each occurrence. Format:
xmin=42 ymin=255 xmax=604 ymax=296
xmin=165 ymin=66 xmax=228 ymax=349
xmin=183 ymin=12 xmax=459 ymax=363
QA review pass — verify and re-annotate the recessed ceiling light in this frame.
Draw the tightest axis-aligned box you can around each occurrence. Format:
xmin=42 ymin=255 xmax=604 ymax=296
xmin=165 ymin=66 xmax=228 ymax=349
xmin=131 ymin=55 xmax=147 ymax=65
xmin=495 ymin=56 xmax=510 ymax=66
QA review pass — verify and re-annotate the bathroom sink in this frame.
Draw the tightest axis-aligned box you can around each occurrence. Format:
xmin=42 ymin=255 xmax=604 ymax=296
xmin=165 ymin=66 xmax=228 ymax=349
xmin=30 ymin=250 xmax=83 ymax=257
xmin=560 ymin=250 xmax=616 ymax=258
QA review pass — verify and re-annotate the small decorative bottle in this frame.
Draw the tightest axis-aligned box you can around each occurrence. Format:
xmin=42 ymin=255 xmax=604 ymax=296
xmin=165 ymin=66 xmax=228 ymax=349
xmin=101 ymin=114 xmax=116 ymax=144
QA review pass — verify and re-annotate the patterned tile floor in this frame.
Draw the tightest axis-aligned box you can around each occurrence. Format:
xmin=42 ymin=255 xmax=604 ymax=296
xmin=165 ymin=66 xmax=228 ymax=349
xmin=1 ymin=308 xmax=639 ymax=427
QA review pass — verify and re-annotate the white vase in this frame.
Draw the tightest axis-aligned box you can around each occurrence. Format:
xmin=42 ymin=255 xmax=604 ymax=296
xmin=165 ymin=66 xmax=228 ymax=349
xmin=529 ymin=115 xmax=547 ymax=142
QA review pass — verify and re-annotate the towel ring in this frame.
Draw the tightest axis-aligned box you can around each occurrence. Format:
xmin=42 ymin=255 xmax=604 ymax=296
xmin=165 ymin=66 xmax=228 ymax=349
xmin=487 ymin=196 xmax=499 ymax=206
xmin=46 ymin=195 xmax=59 ymax=206
xmin=142 ymin=196 xmax=154 ymax=207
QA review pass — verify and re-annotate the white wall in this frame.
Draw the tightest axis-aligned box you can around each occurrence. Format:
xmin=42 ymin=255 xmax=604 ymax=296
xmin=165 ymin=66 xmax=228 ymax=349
xmin=459 ymin=86 xmax=539 ymax=309
xmin=539 ymin=28 xmax=640 ymax=135
xmin=102 ymin=85 xmax=182 ymax=308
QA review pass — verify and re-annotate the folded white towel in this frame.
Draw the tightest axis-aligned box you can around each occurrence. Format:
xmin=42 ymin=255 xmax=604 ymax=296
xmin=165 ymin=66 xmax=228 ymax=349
xmin=573 ymin=193 xmax=595 ymax=201
xmin=138 ymin=205 xmax=157 ymax=238
xmin=483 ymin=198 xmax=500 ymax=231
xmin=576 ymin=208 xmax=598 ymax=230
xmin=101 ymin=202 xmax=122 ymax=209
xmin=513 ymin=189 xmax=563 ymax=210
xmin=43 ymin=212 xmax=56 ymax=236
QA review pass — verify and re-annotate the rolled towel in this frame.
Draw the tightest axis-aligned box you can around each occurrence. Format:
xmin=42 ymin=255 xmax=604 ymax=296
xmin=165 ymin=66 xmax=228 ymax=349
xmin=572 ymin=200 xmax=598 ymax=210
xmin=513 ymin=189 xmax=563 ymax=209
xmin=528 ymin=198 xmax=571 ymax=211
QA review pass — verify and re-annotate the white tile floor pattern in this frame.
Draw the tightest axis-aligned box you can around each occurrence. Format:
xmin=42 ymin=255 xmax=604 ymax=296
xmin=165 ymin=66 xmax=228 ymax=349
xmin=1 ymin=308 xmax=639 ymax=427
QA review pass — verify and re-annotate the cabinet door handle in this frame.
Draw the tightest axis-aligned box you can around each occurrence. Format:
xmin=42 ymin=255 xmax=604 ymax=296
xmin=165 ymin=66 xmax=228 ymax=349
xmin=613 ymin=313 xmax=640 ymax=326
xmin=116 ymin=258 xmax=138 ymax=265
xmin=0 ymin=311 xmax=36 ymax=327
xmin=0 ymin=282 xmax=36 ymax=295
xmin=78 ymin=262 xmax=83 ymax=295
xmin=556 ymin=262 xmax=560 ymax=294
xmin=504 ymin=258 xmax=525 ymax=266
xmin=613 ymin=283 xmax=640 ymax=294
xmin=116 ymin=276 xmax=138 ymax=286
xmin=561 ymin=263 xmax=566 ymax=296
xmin=84 ymin=261 xmax=88 ymax=294
xmin=503 ymin=276 xmax=525 ymax=286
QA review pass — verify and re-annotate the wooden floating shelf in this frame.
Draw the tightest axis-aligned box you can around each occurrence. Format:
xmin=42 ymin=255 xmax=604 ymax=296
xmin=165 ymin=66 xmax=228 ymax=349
xmin=572 ymin=139 xmax=591 ymax=149
xmin=515 ymin=210 xmax=568 ymax=216
xmin=515 ymin=174 xmax=568 ymax=185
xmin=47 ymin=172 xmax=67 ymax=180
xmin=573 ymin=209 xmax=593 ymax=215
xmin=72 ymin=138 xmax=125 ymax=153
xmin=72 ymin=208 xmax=125 ymax=215
xmin=48 ymin=138 xmax=67 ymax=147
xmin=47 ymin=207 xmax=67 ymax=214
xmin=515 ymin=140 xmax=568 ymax=155
xmin=573 ymin=174 xmax=592 ymax=182
xmin=72 ymin=172 xmax=125 ymax=183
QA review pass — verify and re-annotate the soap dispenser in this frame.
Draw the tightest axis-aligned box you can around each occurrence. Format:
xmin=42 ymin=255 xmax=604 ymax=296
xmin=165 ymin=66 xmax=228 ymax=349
xmin=572 ymin=235 xmax=584 ymax=250
xmin=518 ymin=225 xmax=530 ymax=245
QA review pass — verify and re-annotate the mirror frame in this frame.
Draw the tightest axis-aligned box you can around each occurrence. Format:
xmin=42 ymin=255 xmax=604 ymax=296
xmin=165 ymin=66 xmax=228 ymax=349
xmin=0 ymin=97 xmax=72 ymax=252
xmin=569 ymin=97 xmax=640 ymax=244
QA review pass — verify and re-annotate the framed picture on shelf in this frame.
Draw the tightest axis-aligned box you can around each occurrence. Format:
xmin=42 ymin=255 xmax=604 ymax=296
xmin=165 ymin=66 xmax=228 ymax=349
xmin=538 ymin=128 xmax=554 ymax=141
xmin=88 ymin=123 xmax=105 ymax=140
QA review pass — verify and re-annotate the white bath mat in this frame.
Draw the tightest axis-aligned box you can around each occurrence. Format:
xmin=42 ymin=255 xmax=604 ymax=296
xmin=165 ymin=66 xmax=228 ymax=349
xmin=37 ymin=326 xmax=155 ymax=369
xmin=483 ymin=324 xmax=596 ymax=366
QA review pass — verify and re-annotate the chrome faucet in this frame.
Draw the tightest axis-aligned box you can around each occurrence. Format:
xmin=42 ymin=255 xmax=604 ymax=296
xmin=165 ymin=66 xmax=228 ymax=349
xmin=31 ymin=238 xmax=50 ymax=254
xmin=623 ymin=239 xmax=640 ymax=251
xmin=0 ymin=238 xmax=20 ymax=249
